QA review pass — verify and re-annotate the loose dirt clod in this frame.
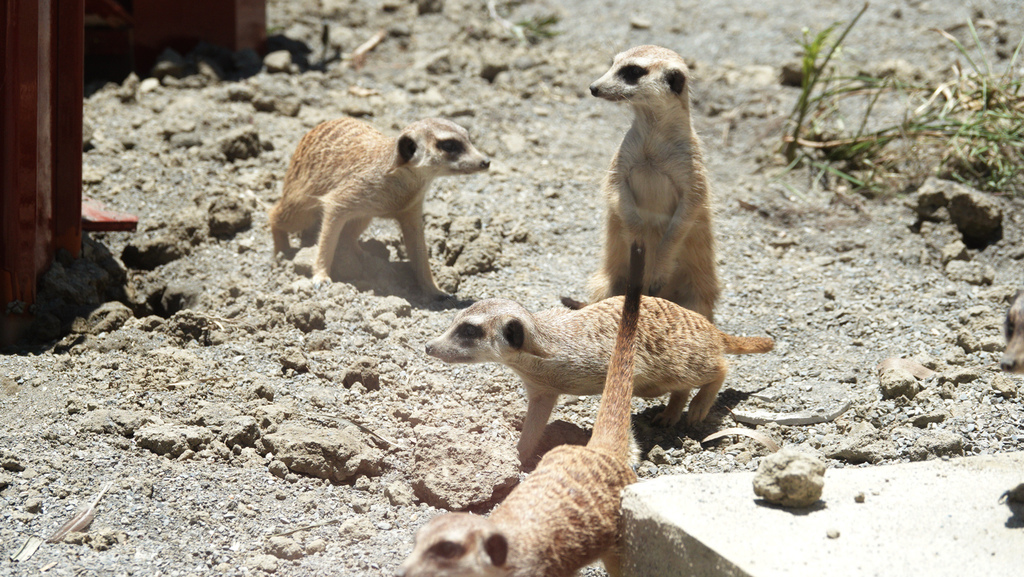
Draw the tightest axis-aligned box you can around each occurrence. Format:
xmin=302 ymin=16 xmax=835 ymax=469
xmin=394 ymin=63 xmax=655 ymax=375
xmin=753 ymin=448 xmax=826 ymax=508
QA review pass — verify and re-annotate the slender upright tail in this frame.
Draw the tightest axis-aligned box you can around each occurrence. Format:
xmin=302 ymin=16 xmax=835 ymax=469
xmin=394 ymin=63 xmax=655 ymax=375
xmin=588 ymin=242 xmax=644 ymax=457
xmin=721 ymin=334 xmax=775 ymax=355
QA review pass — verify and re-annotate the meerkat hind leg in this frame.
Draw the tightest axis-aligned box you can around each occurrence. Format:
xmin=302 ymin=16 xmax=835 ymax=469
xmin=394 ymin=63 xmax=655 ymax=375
xmin=686 ymin=368 xmax=727 ymax=426
xmin=313 ymin=208 xmax=350 ymax=286
xmin=653 ymin=388 xmax=692 ymax=427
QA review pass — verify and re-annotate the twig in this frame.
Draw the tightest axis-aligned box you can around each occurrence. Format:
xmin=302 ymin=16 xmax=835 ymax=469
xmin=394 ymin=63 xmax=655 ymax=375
xmin=46 ymin=482 xmax=112 ymax=543
xmin=350 ymin=30 xmax=387 ymax=70
xmin=271 ymin=518 xmax=342 ymax=538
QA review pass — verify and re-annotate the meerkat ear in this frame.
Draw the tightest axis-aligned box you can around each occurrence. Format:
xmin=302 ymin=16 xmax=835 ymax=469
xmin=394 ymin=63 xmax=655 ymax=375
xmin=503 ymin=319 xmax=525 ymax=350
xmin=665 ymin=69 xmax=686 ymax=95
xmin=397 ymin=135 xmax=417 ymax=164
xmin=483 ymin=533 xmax=508 ymax=567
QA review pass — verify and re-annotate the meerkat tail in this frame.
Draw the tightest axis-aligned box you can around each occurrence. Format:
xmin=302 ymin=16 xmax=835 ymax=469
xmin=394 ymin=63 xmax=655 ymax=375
xmin=721 ymin=334 xmax=775 ymax=355
xmin=588 ymin=242 xmax=644 ymax=458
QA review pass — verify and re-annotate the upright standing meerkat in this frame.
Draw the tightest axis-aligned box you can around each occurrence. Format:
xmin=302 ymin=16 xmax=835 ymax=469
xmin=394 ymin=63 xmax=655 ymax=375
xmin=398 ymin=243 xmax=646 ymax=577
xmin=268 ymin=117 xmax=490 ymax=297
xmin=1002 ymin=290 xmax=1024 ymax=373
xmin=426 ymin=291 xmax=773 ymax=465
xmin=588 ymin=45 xmax=719 ymax=320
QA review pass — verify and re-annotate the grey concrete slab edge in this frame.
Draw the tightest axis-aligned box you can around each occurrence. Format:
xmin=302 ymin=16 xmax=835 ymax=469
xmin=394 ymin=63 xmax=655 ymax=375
xmin=622 ymin=452 xmax=1024 ymax=577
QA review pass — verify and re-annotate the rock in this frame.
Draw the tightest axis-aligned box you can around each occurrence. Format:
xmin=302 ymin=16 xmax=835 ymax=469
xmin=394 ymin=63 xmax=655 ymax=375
xmin=24 ymin=497 xmax=43 ymax=514
xmin=991 ymin=374 xmax=1018 ymax=398
xmin=63 ymin=528 xmax=128 ymax=550
xmin=947 ymin=187 xmax=1003 ymax=248
xmin=169 ymin=133 xmax=203 ymax=148
xmin=371 ymin=296 xmax=412 ymax=318
xmin=752 ymin=448 xmax=826 ymax=508
xmin=879 ymin=367 xmax=921 ymax=400
xmin=341 ymin=356 xmax=380 ymax=390
xmin=226 ymin=84 xmax=255 ymax=102
xmin=220 ymin=416 xmax=262 ymax=448
xmin=292 ymin=246 xmax=316 ymax=276
xmin=267 ymin=536 xmax=303 ymax=560
xmin=630 ymin=16 xmax=652 ymax=29
xmin=480 ymin=57 xmax=509 ymax=83
xmin=0 ymin=470 xmax=12 ymax=489
xmin=118 ymin=72 xmax=140 ymax=102
xmin=943 ymin=368 xmax=982 ymax=385
xmin=305 ymin=538 xmax=327 ymax=554
xmin=911 ymin=410 xmax=950 ymax=428
xmin=824 ymin=430 xmax=896 ymax=464
xmin=161 ymin=309 xmax=216 ymax=343
xmin=280 ymin=347 xmax=309 ymax=373
xmin=218 ymin=126 xmax=261 ymax=161
xmin=0 ymin=450 xmax=23 ymax=471
xmin=79 ymin=409 xmax=159 ymax=437
xmin=261 ymin=424 xmax=383 ymax=483
xmin=151 ymin=47 xmax=186 ymax=80
xmin=286 ymin=302 xmax=326 ymax=333
xmin=208 ymin=195 xmax=253 ymax=238
xmin=338 ymin=517 xmax=376 ymax=543
xmin=956 ymin=327 xmax=1003 ymax=353
xmin=410 ymin=425 xmax=519 ymax=511
xmin=246 ymin=554 xmax=279 ymax=573
xmin=136 ymin=424 xmax=214 ymax=458
xmin=139 ymin=77 xmax=160 ymax=94
xmin=384 ymin=481 xmax=416 ymax=507
xmin=909 ymin=430 xmax=964 ymax=461
xmin=940 ymin=240 xmax=968 ymax=264
xmin=264 ymin=50 xmax=293 ymax=73
xmin=72 ymin=301 xmax=133 ymax=335
xmin=945 ymin=260 xmax=995 ymax=286
xmin=455 ymin=233 xmax=501 ymax=276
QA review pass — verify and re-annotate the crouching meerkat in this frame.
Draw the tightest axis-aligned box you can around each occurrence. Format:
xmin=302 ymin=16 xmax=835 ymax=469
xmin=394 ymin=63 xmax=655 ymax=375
xmin=398 ymin=244 xmax=646 ymax=577
xmin=588 ymin=45 xmax=719 ymax=320
xmin=425 ymin=291 xmax=773 ymax=465
xmin=1002 ymin=290 xmax=1024 ymax=373
xmin=268 ymin=117 xmax=490 ymax=297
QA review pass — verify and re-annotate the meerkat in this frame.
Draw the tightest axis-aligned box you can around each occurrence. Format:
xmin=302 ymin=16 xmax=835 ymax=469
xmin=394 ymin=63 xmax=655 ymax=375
xmin=268 ymin=117 xmax=490 ymax=297
xmin=587 ymin=45 xmax=719 ymax=321
xmin=1002 ymin=290 xmax=1024 ymax=373
xmin=398 ymin=243 xmax=646 ymax=577
xmin=425 ymin=291 xmax=773 ymax=466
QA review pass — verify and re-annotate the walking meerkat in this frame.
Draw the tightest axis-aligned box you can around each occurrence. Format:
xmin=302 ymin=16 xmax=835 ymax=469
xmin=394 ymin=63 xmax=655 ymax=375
xmin=268 ymin=117 xmax=490 ymax=297
xmin=1002 ymin=290 xmax=1024 ymax=373
xmin=398 ymin=243 xmax=646 ymax=577
xmin=587 ymin=44 xmax=719 ymax=320
xmin=425 ymin=290 xmax=773 ymax=465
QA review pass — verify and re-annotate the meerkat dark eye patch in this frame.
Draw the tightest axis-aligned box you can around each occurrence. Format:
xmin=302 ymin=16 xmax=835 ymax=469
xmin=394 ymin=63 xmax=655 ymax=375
xmin=428 ymin=541 xmax=465 ymax=559
xmin=503 ymin=319 xmax=525 ymax=349
xmin=437 ymin=139 xmax=465 ymax=155
xmin=665 ymin=69 xmax=686 ymax=95
xmin=617 ymin=64 xmax=648 ymax=85
xmin=398 ymin=135 xmax=417 ymax=162
xmin=455 ymin=322 xmax=483 ymax=339
xmin=484 ymin=534 xmax=508 ymax=566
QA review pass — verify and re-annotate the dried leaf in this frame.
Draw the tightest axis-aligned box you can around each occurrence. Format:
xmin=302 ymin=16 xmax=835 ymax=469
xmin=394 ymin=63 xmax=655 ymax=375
xmin=731 ymin=400 xmax=852 ymax=426
xmin=702 ymin=427 xmax=780 ymax=452
xmin=10 ymin=536 xmax=43 ymax=561
xmin=47 ymin=482 xmax=112 ymax=543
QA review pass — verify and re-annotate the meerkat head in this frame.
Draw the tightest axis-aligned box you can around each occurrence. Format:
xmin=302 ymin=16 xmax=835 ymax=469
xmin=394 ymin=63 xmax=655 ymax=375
xmin=425 ymin=299 xmax=545 ymax=364
xmin=590 ymin=45 xmax=690 ymax=108
xmin=396 ymin=513 xmax=510 ymax=577
xmin=395 ymin=119 xmax=490 ymax=176
xmin=1002 ymin=291 xmax=1024 ymax=373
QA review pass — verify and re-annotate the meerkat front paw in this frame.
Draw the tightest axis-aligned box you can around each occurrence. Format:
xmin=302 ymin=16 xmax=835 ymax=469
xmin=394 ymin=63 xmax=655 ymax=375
xmin=312 ymin=273 xmax=333 ymax=290
xmin=652 ymin=408 xmax=683 ymax=427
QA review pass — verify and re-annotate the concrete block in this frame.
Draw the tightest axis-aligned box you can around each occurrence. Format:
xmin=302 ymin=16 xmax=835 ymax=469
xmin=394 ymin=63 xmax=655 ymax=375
xmin=622 ymin=452 xmax=1024 ymax=577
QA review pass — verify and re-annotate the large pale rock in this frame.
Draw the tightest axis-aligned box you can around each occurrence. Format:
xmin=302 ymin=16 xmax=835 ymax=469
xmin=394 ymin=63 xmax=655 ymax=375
xmin=136 ymin=424 xmax=214 ymax=457
xmin=79 ymin=409 xmax=160 ymax=437
xmin=262 ymin=424 xmax=382 ymax=483
xmin=410 ymin=425 xmax=519 ymax=511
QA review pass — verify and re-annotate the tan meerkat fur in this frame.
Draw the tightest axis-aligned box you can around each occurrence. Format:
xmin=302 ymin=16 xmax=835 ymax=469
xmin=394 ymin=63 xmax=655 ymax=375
xmin=426 ymin=291 xmax=773 ymax=466
xmin=587 ymin=45 xmax=719 ymax=321
xmin=1002 ymin=290 xmax=1024 ymax=373
xmin=268 ymin=117 xmax=489 ymax=297
xmin=398 ymin=244 xmax=646 ymax=577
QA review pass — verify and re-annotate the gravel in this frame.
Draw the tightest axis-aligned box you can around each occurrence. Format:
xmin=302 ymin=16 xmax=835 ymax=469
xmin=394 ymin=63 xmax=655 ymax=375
xmin=2 ymin=0 xmax=1023 ymax=575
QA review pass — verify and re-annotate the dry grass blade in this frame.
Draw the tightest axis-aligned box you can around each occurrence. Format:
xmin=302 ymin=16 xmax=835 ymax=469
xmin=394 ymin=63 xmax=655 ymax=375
xmin=46 ymin=482 xmax=112 ymax=543
xmin=702 ymin=428 xmax=780 ymax=452
xmin=10 ymin=536 xmax=44 ymax=562
xmin=350 ymin=30 xmax=387 ymax=70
